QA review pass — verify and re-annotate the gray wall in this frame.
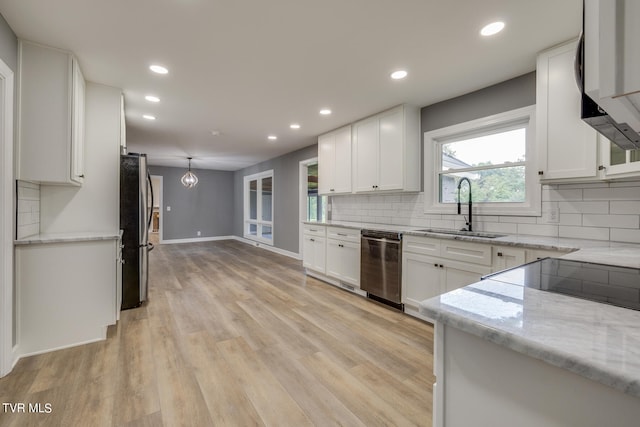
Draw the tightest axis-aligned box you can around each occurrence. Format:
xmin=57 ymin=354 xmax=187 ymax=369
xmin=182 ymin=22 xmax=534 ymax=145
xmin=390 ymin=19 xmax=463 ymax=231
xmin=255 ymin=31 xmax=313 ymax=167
xmin=0 ymin=14 xmax=17 ymax=72
xmin=149 ymin=166 xmax=235 ymax=240
xmin=421 ymin=72 xmax=536 ymax=132
xmin=233 ymin=144 xmax=318 ymax=254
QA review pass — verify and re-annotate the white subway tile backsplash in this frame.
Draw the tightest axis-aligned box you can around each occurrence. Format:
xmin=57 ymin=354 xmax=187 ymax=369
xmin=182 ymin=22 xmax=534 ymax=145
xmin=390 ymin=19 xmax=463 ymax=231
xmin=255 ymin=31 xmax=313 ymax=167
xmin=582 ymin=214 xmax=639 ymax=229
xmin=584 ymin=187 xmax=640 ymax=201
xmin=610 ymin=201 xmax=640 ymax=214
xmin=610 ymin=228 xmax=640 ymax=244
xmin=547 ymin=189 xmax=583 ymax=202
xmin=558 ymin=201 xmax=609 ymax=214
xmin=16 ymin=180 xmax=41 ymax=239
xmin=330 ymin=180 xmax=640 ymax=243
xmin=516 ymin=223 xmax=558 ymax=237
xmin=559 ymin=213 xmax=582 ymax=226
xmin=559 ymin=226 xmax=610 ymax=241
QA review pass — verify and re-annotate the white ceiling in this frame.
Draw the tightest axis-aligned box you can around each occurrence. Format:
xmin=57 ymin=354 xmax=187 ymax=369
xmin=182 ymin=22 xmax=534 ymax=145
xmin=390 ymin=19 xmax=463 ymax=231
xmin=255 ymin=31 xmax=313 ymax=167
xmin=0 ymin=0 xmax=582 ymax=171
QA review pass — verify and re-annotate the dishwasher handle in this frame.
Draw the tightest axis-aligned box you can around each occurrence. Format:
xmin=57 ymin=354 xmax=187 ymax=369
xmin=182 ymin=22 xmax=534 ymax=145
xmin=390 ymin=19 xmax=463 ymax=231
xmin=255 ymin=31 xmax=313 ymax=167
xmin=361 ymin=235 xmax=401 ymax=244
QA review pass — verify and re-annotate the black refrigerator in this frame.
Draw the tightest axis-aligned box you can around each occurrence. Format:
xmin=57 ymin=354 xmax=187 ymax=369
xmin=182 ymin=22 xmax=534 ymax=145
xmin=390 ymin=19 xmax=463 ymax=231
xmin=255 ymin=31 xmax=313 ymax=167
xmin=120 ymin=153 xmax=154 ymax=310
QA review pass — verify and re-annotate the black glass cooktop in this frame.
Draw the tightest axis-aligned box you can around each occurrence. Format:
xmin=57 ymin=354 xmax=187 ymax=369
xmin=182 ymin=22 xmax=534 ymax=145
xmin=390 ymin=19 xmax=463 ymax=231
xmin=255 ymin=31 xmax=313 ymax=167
xmin=483 ymin=258 xmax=640 ymax=311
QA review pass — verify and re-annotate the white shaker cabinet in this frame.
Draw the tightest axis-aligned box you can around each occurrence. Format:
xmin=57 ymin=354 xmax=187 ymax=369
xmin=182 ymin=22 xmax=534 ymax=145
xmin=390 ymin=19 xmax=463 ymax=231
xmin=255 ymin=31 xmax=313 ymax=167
xmin=536 ymin=40 xmax=599 ymax=183
xmin=402 ymin=236 xmax=491 ymax=320
xmin=318 ymin=126 xmax=352 ymax=195
xmin=302 ymin=225 xmax=326 ymax=274
xmin=17 ymin=40 xmax=86 ymax=185
xmin=325 ymin=227 xmax=360 ymax=287
xmin=353 ymin=105 xmax=420 ymax=193
xmin=492 ymin=246 xmax=526 ymax=272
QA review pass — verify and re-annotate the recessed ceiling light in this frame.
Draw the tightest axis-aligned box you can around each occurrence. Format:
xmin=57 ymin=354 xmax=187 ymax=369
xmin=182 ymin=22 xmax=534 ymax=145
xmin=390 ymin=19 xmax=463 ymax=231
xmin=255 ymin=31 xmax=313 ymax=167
xmin=319 ymin=109 xmax=332 ymax=115
xmin=390 ymin=70 xmax=408 ymax=80
xmin=149 ymin=64 xmax=168 ymax=74
xmin=145 ymin=95 xmax=160 ymax=103
xmin=143 ymin=114 xmax=156 ymax=120
xmin=210 ymin=130 xmax=221 ymax=136
xmin=268 ymin=135 xmax=277 ymax=140
xmin=480 ymin=21 xmax=505 ymax=36
xmin=290 ymin=123 xmax=301 ymax=129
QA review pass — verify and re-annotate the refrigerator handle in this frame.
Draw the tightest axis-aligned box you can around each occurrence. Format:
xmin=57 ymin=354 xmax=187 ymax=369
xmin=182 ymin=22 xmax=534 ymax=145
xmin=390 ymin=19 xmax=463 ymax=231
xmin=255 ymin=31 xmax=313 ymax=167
xmin=147 ymin=171 xmax=154 ymax=231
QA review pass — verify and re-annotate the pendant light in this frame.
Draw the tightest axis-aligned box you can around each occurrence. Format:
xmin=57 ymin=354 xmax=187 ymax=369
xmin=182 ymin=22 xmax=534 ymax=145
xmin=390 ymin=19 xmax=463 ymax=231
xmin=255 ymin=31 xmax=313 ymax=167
xmin=181 ymin=157 xmax=199 ymax=188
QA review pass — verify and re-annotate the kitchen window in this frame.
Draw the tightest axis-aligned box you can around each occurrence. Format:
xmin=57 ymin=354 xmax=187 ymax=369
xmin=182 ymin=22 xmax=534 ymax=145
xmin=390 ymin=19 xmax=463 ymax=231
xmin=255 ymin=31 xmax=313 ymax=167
xmin=424 ymin=106 xmax=540 ymax=216
xmin=244 ymin=170 xmax=274 ymax=245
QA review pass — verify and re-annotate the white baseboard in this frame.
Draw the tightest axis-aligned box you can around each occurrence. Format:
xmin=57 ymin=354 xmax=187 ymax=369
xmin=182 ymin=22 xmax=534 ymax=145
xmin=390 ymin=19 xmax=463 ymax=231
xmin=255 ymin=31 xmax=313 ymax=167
xmin=158 ymin=235 xmax=302 ymax=260
xmin=232 ymin=236 xmax=301 ymax=260
xmin=305 ymin=269 xmax=367 ymax=297
xmin=160 ymin=235 xmax=235 ymax=245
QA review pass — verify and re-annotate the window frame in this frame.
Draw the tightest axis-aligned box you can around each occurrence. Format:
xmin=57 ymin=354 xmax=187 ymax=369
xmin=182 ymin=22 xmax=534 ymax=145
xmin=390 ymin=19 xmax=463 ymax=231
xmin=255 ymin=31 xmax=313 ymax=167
xmin=243 ymin=169 xmax=274 ymax=245
xmin=424 ymin=106 xmax=540 ymax=217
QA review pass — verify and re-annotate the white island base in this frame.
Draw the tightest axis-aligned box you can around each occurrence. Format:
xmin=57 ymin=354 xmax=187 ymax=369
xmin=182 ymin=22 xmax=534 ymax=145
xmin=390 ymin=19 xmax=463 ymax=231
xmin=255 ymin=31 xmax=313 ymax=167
xmin=433 ymin=323 xmax=640 ymax=427
xmin=15 ymin=237 xmax=120 ymax=357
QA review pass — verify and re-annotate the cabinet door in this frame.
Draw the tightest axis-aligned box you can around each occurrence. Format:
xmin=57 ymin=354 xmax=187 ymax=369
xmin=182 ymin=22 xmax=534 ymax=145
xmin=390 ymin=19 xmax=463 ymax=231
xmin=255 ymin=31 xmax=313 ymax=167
xmin=537 ymin=40 xmax=599 ymax=181
xmin=303 ymin=235 xmax=326 ymax=274
xmin=326 ymin=239 xmax=342 ymax=279
xmin=525 ymin=248 xmax=566 ymax=263
xmin=402 ymin=252 xmax=442 ymax=309
xmin=442 ymin=259 xmax=491 ymax=294
xmin=378 ymin=107 xmax=404 ymax=191
xmin=492 ymin=246 xmax=526 ymax=272
xmin=338 ymin=240 xmax=360 ymax=287
xmin=333 ymin=126 xmax=352 ymax=194
xmin=317 ymin=133 xmax=335 ymax=194
xmin=71 ymin=58 xmax=85 ymax=184
xmin=353 ymin=118 xmax=379 ymax=192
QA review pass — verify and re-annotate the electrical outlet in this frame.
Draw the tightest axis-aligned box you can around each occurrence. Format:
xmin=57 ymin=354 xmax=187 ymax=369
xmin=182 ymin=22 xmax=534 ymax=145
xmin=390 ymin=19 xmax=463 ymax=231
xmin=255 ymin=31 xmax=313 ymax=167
xmin=546 ymin=207 xmax=559 ymax=223
xmin=197 ymin=231 xmax=201 ymax=236
xmin=166 ymin=206 xmax=171 ymax=212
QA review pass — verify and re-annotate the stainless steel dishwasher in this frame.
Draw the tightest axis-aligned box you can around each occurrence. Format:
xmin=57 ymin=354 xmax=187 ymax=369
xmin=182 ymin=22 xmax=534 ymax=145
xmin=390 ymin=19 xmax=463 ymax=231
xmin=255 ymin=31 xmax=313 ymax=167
xmin=360 ymin=229 xmax=403 ymax=310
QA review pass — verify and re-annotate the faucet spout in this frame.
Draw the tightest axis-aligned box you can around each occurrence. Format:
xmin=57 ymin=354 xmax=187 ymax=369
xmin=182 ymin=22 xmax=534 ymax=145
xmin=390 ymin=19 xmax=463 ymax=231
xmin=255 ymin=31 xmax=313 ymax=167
xmin=457 ymin=178 xmax=472 ymax=232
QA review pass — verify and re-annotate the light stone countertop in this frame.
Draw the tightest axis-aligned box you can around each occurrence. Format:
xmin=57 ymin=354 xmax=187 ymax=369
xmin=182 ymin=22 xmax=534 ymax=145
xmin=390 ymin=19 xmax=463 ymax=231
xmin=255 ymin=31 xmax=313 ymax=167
xmin=304 ymin=220 xmax=640 ymax=261
xmin=15 ymin=231 xmax=122 ymax=245
xmin=419 ymin=278 xmax=640 ymax=398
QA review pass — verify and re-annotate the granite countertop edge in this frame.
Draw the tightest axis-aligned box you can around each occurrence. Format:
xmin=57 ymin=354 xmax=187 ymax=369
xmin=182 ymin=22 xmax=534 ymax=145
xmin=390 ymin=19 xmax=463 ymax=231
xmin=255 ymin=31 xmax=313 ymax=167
xmin=15 ymin=231 xmax=122 ymax=245
xmin=420 ymin=301 xmax=640 ymax=398
xmin=303 ymin=220 xmax=640 ymax=256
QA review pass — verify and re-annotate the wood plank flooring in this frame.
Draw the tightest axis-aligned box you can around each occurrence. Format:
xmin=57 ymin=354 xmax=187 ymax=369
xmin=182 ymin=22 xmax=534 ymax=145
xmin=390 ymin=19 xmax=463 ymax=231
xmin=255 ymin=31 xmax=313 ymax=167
xmin=0 ymin=239 xmax=435 ymax=426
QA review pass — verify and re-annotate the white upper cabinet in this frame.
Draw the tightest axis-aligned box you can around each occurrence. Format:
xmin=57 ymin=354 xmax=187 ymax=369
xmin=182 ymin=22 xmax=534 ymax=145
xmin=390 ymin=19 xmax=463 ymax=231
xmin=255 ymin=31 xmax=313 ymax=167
xmin=17 ymin=40 xmax=86 ymax=185
xmin=318 ymin=125 xmax=352 ymax=195
xmin=353 ymin=105 xmax=420 ymax=193
xmin=536 ymin=40 xmax=599 ymax=183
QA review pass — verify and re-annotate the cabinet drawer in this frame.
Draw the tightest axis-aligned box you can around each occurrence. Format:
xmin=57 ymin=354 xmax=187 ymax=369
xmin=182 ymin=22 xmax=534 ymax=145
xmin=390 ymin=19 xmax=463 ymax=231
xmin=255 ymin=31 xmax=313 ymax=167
xmin=403 ymin=235 xmax=441 ymax=256
xmin=303 ymin=224 xmax=326 ymax=237
xmin=440 ymin=239 xmax=492 ymax=266
xmin=327 ymin=226 xmax=360 ymax=243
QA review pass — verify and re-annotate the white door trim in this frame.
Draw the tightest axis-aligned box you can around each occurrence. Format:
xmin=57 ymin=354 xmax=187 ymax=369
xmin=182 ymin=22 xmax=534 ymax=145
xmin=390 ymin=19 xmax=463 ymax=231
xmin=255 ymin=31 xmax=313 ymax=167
xmin=150 ymin=175 xmax=163 ymax=244
xmin=298 ymin=157 xmax=318 ymax=257
xmin=0 ymin=58 xmax=15 ymax=377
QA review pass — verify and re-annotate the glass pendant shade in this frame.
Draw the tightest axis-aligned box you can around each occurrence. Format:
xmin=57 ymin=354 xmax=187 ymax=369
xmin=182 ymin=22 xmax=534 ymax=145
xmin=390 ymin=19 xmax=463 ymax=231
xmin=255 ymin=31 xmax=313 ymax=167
xmin=181 ymin=157 xmax=199 ymax=188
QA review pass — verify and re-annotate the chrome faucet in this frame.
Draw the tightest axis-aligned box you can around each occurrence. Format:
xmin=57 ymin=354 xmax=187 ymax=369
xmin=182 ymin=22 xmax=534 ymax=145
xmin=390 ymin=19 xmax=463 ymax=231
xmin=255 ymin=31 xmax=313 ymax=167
xmin=457 ymin=178 xmax=472 ymax=232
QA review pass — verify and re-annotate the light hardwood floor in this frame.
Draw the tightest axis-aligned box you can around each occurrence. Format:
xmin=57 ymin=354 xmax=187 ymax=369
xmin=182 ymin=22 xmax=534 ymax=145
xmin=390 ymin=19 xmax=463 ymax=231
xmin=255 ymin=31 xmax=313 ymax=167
xmin=0 ymin=239 xmax=435 ymax=427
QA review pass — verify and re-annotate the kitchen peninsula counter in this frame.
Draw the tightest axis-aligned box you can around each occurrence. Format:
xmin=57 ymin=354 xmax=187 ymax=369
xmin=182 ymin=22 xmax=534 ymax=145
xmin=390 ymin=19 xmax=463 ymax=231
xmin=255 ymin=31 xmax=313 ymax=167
xmin=419 ymin=257 xmax=640 ymax=426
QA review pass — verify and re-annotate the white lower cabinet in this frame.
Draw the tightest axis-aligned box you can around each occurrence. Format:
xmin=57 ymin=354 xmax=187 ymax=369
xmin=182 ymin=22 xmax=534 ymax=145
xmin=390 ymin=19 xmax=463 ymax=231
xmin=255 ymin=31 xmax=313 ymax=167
xmin=325 ymin=226 xmax=361 ymax=287
xmin=326 ymin=239 xmax=360 ymax=287
xmin=492 ymin=246 xmax=526 ymax=272
xmin=302 ymin=225 xmax=326 ymax=274
xmin=402 ymin=236 xmax=492 ymax=320
xmin=525 ymin=248 xmax=567 ymax=263
xmin=403 ymin=252 xmax=442 ymax=309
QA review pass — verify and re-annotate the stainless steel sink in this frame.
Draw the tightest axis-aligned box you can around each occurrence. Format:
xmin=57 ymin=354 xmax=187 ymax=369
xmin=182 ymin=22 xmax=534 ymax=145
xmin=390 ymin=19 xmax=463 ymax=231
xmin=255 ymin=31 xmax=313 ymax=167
xmin=413 ymin=228 xmax=505 ymax=239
